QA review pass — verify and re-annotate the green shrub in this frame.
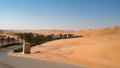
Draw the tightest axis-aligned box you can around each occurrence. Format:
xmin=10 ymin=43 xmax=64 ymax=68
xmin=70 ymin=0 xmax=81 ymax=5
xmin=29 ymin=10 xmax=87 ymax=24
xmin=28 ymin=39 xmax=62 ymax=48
xmin=30 ymin=43 xmax=37 ymax=47
xmin=13 ymin=48 xmax=23 ymax=53
xmin=0 ymin=43 xmax=22 ymax=48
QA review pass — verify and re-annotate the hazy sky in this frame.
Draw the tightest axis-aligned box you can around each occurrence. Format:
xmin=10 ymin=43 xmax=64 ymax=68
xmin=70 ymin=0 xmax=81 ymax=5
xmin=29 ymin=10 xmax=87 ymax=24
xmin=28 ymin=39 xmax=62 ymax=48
xmin=0 ymin=0 xmax=120 ymax=30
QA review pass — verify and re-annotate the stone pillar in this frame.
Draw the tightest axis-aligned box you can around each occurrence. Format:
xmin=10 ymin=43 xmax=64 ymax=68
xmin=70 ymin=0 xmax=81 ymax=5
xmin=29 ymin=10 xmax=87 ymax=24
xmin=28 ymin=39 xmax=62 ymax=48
xmin=23 ymin=42 xmax=31 ymax=54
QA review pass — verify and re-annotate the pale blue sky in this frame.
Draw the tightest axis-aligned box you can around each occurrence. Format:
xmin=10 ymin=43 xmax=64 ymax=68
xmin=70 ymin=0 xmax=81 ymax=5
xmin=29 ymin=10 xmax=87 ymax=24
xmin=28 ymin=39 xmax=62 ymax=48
xmin=0 ymin=0 xmax=120 ymax=30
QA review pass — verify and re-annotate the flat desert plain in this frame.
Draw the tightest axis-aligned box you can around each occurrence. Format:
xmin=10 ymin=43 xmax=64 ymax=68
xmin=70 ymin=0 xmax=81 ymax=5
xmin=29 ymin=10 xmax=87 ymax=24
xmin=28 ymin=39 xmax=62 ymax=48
xmin=10 ymin=26 xmax=120 ymax=68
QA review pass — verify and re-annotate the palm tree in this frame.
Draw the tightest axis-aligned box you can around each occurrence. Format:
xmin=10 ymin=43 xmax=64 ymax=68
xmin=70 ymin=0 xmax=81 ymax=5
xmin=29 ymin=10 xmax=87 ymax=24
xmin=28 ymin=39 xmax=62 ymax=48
xmin=7 ymin=36 xmax=10 ymax=44
xmin=46 ymin=35 xmax=53 ymax=41
xmin=68 ymin=34 xmax=74 ymax=38
xmin=51 ymin=34 xmax=55 ymax=40
xmin=17 ymin=37 xmax=19 ymax=43
xmin=11 ymin=38 xmax=15 ymax=43
xmin=63 ymin=34 xmax=68 ymax=38
xmin=1 ymin=36 xmax=4 ymax=46
xmin=59 ymin=34 xmax=63 ymax=39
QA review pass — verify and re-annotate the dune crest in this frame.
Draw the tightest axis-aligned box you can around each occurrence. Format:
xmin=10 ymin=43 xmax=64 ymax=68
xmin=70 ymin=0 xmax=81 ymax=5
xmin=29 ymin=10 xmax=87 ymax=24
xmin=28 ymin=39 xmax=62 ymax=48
xmin=9 ymin=26 xmax=120 ymax=68
xmin=75 ymin=26 xmax=120 ymax=37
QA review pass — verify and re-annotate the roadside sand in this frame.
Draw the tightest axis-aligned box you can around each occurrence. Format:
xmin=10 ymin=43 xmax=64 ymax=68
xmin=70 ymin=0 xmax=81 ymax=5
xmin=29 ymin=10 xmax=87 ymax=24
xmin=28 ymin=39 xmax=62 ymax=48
xmin=9 ymin=26 xmax=120 ymax=68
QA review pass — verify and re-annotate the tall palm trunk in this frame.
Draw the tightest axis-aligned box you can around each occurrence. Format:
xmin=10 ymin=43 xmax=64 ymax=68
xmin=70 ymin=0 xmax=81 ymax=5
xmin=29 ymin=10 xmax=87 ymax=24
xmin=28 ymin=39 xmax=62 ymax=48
xmin=12 ymin=38 xmax=15 ymax=43
xmin=7 ymin=36 xmax=10 ymax=44
xmin=17 ymin=37 xmax=19 ymax=43
xmin=1 ymin=37 xmax=4 ymax=46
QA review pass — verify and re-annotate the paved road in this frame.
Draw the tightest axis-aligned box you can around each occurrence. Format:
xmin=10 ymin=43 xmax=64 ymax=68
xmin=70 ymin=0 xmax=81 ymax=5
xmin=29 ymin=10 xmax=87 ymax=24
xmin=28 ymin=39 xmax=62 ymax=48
xmin=0 ymin=45 xmax=86 ymax=68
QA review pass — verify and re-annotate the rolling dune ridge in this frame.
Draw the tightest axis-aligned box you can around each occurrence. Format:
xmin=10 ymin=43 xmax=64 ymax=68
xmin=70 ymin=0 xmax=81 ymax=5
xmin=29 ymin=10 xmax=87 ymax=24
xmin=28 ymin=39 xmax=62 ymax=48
xmin=9 ymin=26 xmax=120 ymax=68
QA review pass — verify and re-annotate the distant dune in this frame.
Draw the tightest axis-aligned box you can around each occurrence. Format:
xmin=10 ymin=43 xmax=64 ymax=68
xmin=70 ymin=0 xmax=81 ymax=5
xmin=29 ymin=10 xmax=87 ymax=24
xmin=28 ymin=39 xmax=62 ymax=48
xmin=16 ymin=30 xmax=75 ymax=35
xmin=7 ymin=25 xmax=120 ymax=68
xmin=1 ymin=25 xmax=120 ymax=36
xmin=74 ymin=26 xmax=120 ymax=37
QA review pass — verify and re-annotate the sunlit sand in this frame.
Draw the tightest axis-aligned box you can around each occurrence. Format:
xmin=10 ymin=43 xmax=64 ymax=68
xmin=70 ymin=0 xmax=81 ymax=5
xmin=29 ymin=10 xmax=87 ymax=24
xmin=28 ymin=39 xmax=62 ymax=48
xmin=9 ymin=26 xmax=120 ymax=68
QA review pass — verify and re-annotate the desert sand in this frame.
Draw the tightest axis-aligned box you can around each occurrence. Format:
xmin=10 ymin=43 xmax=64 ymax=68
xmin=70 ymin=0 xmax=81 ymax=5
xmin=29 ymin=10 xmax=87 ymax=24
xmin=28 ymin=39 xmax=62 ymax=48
xmin=9 ymin=26 xmax=120 ymax=68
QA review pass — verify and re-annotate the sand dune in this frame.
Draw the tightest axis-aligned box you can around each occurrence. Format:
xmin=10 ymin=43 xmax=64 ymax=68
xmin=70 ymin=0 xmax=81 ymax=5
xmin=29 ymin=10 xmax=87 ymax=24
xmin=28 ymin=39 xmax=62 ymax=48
xmin=9 ymin=26 xmax=120 ymax=68
xmin=74 ymin=26 xmax=120 ymax=36
xmin=12 ymin=30 xmax=75 ymax=35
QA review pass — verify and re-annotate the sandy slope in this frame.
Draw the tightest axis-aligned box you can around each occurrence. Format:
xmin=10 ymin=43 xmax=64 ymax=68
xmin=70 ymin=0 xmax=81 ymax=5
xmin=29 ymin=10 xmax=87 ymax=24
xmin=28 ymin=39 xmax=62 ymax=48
xmin=10 ymin=26 xmax=120 ymax=68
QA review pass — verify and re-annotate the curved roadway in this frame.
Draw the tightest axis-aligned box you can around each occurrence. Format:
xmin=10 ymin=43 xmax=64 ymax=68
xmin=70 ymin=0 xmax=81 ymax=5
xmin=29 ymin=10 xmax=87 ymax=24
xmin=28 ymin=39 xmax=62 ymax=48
xmin=0 ymin=45 xmax=86 ymax=68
